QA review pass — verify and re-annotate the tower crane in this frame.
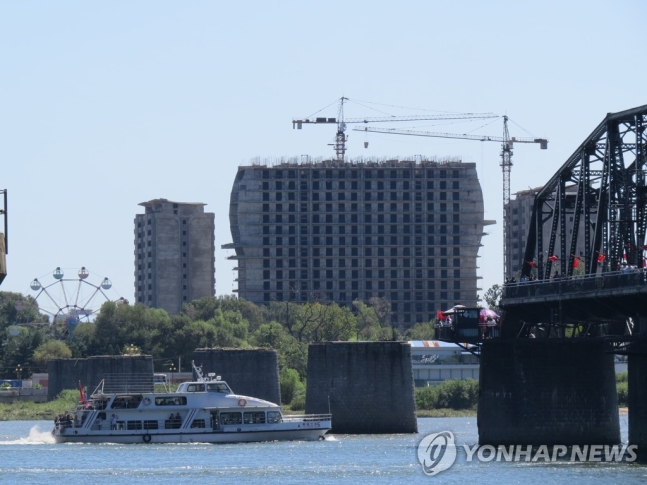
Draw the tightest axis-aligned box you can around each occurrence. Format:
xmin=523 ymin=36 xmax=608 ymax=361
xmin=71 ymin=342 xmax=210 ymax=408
xmin=354 ymin=117 xmax=548 ymax=280
xmin=293 ymin=97 xmax=499 ymax=161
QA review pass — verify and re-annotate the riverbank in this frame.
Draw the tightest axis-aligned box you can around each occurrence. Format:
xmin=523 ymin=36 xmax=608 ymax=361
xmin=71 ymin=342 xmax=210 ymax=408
xmin=0 ymin=390 xmax=77 ymax=421
xmin=0 ymin=393 xmax=629 ymax=421
xmin=416 ymin=408 xmax=476 ymax=418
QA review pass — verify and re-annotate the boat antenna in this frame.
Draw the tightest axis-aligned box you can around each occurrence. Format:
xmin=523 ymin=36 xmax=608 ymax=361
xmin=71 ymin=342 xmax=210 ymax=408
xmin=192 ymin=360 xmax=205 ymax=382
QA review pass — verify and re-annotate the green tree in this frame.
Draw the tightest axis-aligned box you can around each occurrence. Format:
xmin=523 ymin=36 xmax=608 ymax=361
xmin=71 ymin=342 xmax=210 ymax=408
xmin=68 ymin=321 xmax=96 ymax=357
xmin=182 ymin=296 xmax=267 ymax=334
xmin=314 ymin=303 xmax=356 ymax=342
xmin=1 ymin=326 xmax=45 ymax=378
xmin=168 ymin=317 xmax=218 ymax=364
xmin=405 ymin=321 xmax=436 ymax=340
xmin=250 ymin=322 xmax=308 ymax=378
xmin=482 ymin=284 xmax=502 ymax=313
xmin=279 ymin=367 xmax=304 ymax=405
xmin=89 ymin=301 xmax=171 ymax=358
xmin=32 ymin=340 xmax=73 ymax=370
xmin=415 ymin=379 xmax=479 ymax=410
xmin=368 ymin=297 xmax=392 ymax=336
xmin=288 ymin=302 xmax=356 ymax=343
xmin=250 ymin=321 xmax=290 ymax=349
xmin=353 ymin=300 xmax=394 ymax=341
xmin=0 ymin=292 xmax=49 ymax=331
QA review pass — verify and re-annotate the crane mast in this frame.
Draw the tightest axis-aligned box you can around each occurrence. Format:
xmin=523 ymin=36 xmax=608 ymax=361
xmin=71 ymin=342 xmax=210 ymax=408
xmin=355 ymin=119 xmax=547 ymax=281
xmin=501 ymin=116 xmax=513 ymax=281
xmin=332 ymin=97 xmax=348 ymax=161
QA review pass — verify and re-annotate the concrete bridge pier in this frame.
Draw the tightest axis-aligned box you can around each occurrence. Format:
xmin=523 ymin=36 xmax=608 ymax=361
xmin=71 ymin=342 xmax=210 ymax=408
xmin=478 ymin=339 xmax=619 ymax=446
xmin=306 ymin=341 xmax=417 ymax=434
xmin=628 ymin=336 xmax=647 ymax=459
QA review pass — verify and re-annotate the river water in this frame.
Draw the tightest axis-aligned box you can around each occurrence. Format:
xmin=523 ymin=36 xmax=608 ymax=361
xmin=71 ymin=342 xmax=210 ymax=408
xmin=0 ymin=417 xmax=644 ymax=484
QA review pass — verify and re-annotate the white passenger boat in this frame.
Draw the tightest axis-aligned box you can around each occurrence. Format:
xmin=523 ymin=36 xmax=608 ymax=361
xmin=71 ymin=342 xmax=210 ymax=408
xmin=52 ymin=362 xmax=331 ymax=444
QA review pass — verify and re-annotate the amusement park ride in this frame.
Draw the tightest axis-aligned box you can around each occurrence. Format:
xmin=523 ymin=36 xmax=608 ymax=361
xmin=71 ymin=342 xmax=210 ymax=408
xmin=14 ymin=266 xmax=125 ymax=338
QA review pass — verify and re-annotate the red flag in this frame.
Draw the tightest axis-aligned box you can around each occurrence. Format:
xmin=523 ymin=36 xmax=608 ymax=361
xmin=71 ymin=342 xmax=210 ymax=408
xmin=526 ymin=261 xmax=537 ymax=268
xmin=548 ymin=255 xmax=558 ymax=262
xmin=436 ymin=310 xmax=446 ymax=320
xmin=78 ymin=381 xmax=86 ymax=404
xmin=597 ymin=253 xmax=606 ymax=263
xmin=573 ymin=258 xmax=580 ymax=268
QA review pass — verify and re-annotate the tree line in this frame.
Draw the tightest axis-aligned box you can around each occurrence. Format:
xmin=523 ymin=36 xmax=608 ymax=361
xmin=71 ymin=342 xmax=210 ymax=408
xmin=0 ymin=292 xmax=439 ymax=391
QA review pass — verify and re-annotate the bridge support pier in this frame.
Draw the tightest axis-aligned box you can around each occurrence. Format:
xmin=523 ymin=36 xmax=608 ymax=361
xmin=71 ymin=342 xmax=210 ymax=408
xmin=628 ymin=336 xmax=647 ymax=459
xmin=305 ymin=341 xmax=417 ymax=433
xmin=478 ymin=339 xmax=619 ymax=445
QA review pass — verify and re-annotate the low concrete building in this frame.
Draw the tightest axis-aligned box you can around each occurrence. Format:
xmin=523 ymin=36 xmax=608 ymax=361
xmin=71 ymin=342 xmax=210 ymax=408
xmin=410 ymin=340 xmax=479 ymax=385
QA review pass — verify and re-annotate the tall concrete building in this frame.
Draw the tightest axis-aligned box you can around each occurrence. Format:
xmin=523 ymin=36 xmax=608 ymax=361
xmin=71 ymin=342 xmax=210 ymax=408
xmin=507 ymin=187 xmax=541 ymax=277
xmin=507 ymin=186 xmax=591 ymax=277
xmin=224 ymin=158 xmax=491 ymax=328
xmin=134 ymin=199 xmax=215 ymax=315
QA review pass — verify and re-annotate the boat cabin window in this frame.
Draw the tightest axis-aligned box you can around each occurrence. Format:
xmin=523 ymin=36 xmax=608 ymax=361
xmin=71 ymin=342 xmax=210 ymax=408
xmin=190 ymin=419 xmax=206 ymax=428
xmin=267 ymin=411 xmax=282 ymax=423
xmin=155 ymin=396 xmax=188 ymax=406
xmin=207 ymin=383 xmax=230 ymax=393
xmin=220 ymin=412 xmax=242 ymax=425
xmin=127 ymin=421 xmax=143 ymax=430
xmin=244 ymin=412 xmax=266 ymax=424
xmin=144 ymin=420 xmax=158 ymax=430
xmin=111 ymin=395 xmax=143 ymax=409
xmin=186 ymin=384 xmax=205 ymax=392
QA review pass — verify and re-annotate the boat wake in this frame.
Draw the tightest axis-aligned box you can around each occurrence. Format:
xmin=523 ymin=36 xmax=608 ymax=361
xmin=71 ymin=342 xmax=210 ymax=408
xmin=0 ymin=426 xmax=56 ymax=445
xmin=323 ymin=435 xmax=338 ymax=442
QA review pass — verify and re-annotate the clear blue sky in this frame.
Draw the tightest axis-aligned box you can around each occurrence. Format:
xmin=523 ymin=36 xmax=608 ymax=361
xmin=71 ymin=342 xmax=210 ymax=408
xmin=1 ymin=1 xmax=645 ymax=312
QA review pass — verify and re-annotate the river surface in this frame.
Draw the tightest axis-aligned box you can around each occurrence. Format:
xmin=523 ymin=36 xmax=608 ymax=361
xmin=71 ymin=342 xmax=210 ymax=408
xmin=0 ymin=417 xmax=644 ymax=484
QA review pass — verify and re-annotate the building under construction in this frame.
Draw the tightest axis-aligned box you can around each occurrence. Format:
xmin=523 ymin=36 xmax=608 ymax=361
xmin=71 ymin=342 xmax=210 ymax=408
xmin=506 ymin=186 xmax=593 ymax=278
xmin=224 ymin=157 xmax=491 ymax=328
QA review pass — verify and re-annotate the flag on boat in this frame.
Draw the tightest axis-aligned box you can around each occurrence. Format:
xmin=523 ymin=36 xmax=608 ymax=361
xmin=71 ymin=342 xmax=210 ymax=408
xmin=597 ymin=253 xmax=606 ymax=263
xmin=572 ymin=255 xmax=583 ymax=268
xmin=78 ymin=381 xmax=86 ymax=404
xmin=548 ymin=255 xmax=558 ymax=262
xmin=526 ymin=260 xmax=537 ymax=268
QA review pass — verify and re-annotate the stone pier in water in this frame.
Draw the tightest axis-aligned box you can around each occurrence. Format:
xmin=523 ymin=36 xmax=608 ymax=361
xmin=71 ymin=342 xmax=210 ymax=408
xmin=478 ymin=339 xmax=620 ymax=445
xmin=48 ymin=355 xmax=154 ymax=400
xmin=306 ymin=341 xmax=417 ymax=434
xmin=193 ymin=348 xmax=281 ymax=405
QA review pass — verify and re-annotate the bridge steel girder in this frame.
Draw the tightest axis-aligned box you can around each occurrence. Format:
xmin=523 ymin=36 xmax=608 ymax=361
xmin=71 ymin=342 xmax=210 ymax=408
xmin=522 ymin=104 xmax=647 ymax=280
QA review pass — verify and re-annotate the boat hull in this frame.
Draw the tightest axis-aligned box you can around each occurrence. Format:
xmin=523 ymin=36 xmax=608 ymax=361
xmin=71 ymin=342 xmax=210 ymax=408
xmin=54 ymin=424 xmax=330 ymax=444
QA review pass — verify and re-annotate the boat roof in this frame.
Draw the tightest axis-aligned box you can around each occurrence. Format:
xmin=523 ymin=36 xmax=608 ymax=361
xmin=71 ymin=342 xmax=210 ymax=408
xmin=409 ymin=340 xmax=467 ymax=348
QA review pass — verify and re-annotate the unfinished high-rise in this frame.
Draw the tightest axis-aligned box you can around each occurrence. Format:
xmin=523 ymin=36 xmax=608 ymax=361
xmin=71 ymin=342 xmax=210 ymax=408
xmin=134 ymin=199 xmax=215 ymax=315
xmin=224 ymin=158 xmax=490 ymax=328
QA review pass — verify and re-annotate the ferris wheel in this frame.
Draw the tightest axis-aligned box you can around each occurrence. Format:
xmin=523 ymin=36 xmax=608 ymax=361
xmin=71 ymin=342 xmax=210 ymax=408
xmin=28 ymin=266 xmax=123 ymax=337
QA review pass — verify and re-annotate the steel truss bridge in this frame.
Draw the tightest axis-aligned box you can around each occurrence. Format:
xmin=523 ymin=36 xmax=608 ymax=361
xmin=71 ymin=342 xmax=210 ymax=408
xmin=500 ymin=104 xmax=647 ymax=340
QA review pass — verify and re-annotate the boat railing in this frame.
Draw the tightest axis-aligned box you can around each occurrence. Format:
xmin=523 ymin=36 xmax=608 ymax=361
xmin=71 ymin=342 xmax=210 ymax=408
xmin=282 ymin=414 xmax=332 ymax=422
